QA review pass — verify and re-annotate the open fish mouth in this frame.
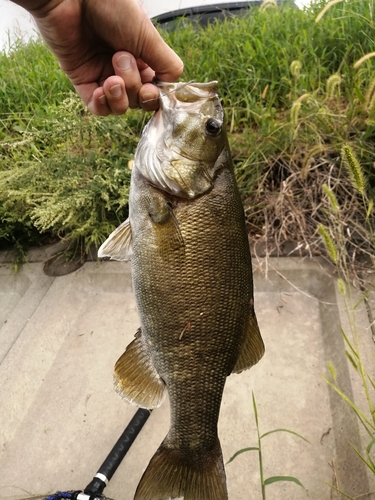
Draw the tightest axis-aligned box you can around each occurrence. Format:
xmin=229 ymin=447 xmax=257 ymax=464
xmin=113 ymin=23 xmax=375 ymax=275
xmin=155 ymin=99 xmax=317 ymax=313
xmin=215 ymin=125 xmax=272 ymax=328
xmin=156 ymin=80 xmax=221 ymax=118
xmin=157 ymin=79 xmax=218 ymax=101
xmin=134 ymin=80 xmax=225 ymax=199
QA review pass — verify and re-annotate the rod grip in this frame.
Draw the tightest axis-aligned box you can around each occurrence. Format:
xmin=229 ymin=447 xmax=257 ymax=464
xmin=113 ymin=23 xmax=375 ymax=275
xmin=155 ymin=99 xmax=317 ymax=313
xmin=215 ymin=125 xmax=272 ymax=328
xmin=83 ymin=408 xmax=151 ymax=497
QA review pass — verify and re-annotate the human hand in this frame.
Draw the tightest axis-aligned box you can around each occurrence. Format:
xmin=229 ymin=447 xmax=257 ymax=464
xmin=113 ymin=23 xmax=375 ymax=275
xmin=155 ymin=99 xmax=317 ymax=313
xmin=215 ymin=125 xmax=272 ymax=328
xmin=13 ymin=0 xmax=184 ymax=115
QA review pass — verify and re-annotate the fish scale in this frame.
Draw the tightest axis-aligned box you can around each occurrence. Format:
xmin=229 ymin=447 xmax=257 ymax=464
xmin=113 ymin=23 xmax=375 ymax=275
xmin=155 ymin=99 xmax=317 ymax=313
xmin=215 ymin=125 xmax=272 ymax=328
xmin=98 ymin=81 xmax=265 ymax=500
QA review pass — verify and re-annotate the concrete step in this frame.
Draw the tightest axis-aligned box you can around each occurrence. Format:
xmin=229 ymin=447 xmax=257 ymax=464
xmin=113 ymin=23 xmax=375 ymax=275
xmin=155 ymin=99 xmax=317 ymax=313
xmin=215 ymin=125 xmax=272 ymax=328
xmin=0 ymin=257 xmax=374 ymax=500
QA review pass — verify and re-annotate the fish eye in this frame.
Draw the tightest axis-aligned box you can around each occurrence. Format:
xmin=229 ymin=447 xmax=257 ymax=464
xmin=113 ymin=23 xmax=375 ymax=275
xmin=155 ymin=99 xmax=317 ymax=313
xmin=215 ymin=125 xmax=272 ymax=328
xmin=205 ymin=118 xmax=222 ymax=137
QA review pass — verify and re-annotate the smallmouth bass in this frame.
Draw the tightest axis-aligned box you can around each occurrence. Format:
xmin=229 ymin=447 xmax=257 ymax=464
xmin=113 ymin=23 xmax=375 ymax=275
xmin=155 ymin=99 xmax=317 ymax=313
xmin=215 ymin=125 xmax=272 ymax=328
xmin=98 ymin=81 xmax=265 ymax=500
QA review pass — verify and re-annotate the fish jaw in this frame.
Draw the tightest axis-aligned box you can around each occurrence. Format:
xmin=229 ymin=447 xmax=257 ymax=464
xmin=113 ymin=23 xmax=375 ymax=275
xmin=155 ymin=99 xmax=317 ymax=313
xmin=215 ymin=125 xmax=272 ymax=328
xmin=133 ymin=81 xmax=227 ymax=199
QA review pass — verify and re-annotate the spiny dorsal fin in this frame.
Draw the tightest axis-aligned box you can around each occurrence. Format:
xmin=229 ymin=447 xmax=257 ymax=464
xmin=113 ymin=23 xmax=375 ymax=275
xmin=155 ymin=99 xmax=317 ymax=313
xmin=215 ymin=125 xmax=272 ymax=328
xmin=98 ymin=218 xmax=132 ymax=261
xmin=114 ymin=328 xmax=166 ymax=409
xmin=232 ymin=309 xmax=265 ymax=374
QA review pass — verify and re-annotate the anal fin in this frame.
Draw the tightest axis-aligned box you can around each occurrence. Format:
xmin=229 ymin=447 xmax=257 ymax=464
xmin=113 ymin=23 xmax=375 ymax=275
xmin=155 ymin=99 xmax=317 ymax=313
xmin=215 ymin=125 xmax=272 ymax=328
xmin=114 ymin=328 xmax=166 ymax=409
xmin=232 ymin=308 xmax=265 ymax=374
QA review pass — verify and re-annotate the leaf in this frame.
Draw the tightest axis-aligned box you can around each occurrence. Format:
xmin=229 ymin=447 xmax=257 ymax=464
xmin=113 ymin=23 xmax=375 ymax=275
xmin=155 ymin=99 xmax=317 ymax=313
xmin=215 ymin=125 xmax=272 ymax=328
xmin=354 ymin=83 xmax=365 ymax=103
xmin=366 ymin=437 xmax=375 ymax=455
xmin=366 ymin=199 xmax=374 ymax=220
xmin=323 ymin=376 xmax=374 ymax=434
xmin=353 ymin=290 xmax=369 ymax=310
xmin=252 ymin=391 xmax=260 ymax=428
xmin=226 ymin=447 xmax=259 ymax=465
xmin=264 ymin=475 xmax=306 ymax=489
xmin=345 ymin=350 xmax=358 ymax=371
xmin=260 ymin=428 xmax=311 ymax=444
xmin=340 ymin=328 xmax=359 ymax=360
xmin=349 ymin=443 xmax=375 ymax=473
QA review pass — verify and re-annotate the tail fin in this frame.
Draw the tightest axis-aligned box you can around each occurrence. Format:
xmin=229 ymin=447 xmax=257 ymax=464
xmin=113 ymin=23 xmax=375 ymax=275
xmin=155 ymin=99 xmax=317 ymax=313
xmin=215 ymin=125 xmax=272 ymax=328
xmin=134 ymin=437 xmax=228 ymax=500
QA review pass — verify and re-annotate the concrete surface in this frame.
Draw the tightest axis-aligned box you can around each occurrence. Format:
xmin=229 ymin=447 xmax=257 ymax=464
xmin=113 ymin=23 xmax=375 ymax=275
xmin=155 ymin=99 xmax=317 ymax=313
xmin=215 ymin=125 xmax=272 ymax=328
xmin=0 ymin=253 xmax=374 ymax=500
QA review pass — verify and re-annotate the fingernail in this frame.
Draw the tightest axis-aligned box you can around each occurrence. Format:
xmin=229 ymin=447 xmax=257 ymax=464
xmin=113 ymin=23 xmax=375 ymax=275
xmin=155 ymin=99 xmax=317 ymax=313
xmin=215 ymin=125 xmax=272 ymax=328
xmin=116 ymin=54 xmax=132 ymax=71
xmin=141 ymin=93 xmax=158 ymax=103
xmin=109 ymin=84 xmax=122 ymax=98
xmin=98 ymin=94 xmax=107 ymax=105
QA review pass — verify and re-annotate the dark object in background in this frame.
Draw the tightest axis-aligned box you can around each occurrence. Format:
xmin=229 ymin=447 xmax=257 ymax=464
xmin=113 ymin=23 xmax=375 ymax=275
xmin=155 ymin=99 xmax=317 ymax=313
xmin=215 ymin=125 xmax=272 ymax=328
xmin=151 ymin=1 xmax=294 ymax=28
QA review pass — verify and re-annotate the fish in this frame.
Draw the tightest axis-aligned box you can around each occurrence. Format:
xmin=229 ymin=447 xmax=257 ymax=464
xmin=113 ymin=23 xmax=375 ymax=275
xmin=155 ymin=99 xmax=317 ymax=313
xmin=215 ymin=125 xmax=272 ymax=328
xmin=98 ymin=81 xmax=265 ymax=500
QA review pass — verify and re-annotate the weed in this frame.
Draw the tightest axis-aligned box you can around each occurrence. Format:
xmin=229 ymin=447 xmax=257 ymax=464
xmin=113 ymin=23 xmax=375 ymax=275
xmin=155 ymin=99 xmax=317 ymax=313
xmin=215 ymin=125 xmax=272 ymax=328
xmin=319 ymin=146 xmax=375 ymax=498
xmin=227 ymin=393 xmax=309 ymax=498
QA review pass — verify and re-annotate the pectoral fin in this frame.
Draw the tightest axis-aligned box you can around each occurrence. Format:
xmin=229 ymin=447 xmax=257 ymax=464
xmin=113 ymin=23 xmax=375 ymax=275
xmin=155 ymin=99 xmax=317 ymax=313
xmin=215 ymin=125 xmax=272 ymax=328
xmin=147 ymin=194 xmax=185 ymax=254
xmin=114 ymin=328 xmax=166 ymax=409
xmin=232 ymin=309 xmax=265 ymax=374
xmin=98 ymin=218 xmax=132 ymax=261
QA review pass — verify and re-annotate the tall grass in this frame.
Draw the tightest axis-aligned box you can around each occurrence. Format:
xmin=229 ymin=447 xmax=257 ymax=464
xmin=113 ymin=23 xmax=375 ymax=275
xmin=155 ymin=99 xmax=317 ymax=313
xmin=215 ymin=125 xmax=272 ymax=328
xmin=319 ymin=144 xmax=375 ymax=498
xmin=0 ymin=38 xmax=72 ymax=118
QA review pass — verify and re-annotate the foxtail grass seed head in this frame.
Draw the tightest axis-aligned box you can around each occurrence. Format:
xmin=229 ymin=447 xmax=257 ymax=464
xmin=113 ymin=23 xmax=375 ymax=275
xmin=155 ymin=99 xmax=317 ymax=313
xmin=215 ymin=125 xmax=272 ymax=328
xmin=322 ymin=183 xmax=339 ymax=213
xmin=341 ymin=144 xmax=366 ymax=196
xmin=315 ymin=0 xmax=343 ymax=23
xmin=365 ymin=77 xmax=375 ymax=112
xmin=327 ymin=361 xmax=337 ymax=380
xmin=290 ymin=60 xmax=302 ymax=79
xmin=260 ymin=0 xmax=277 ymax=11
xmin=290 ymin=101 xmax=301 ymax=127
xmin=318 ymin=224 xmax=338 ymax=264
xmin=326 ymin=74 xmax=342 ymax=99
xmin=337 ymin=278 xmax=346 ymax=296
xmin=296 ymin=92 xmax=313 ymax=104
xmin=353 ymin=52 xmax=375 ymax=69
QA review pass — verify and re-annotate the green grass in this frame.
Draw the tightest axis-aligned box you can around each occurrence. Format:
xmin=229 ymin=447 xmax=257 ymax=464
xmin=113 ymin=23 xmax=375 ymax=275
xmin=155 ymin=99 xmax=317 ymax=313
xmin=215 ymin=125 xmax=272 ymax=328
xmin=0 ymin=0 xmax=374 ymax=261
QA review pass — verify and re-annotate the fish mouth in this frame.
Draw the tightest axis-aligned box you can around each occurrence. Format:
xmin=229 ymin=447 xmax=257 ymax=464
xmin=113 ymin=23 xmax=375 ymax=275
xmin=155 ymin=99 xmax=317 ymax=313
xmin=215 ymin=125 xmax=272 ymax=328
xmin=156 ymin=80 xmax=219 ymax=113
xmin=134 ymin=80 xmax=224 ymax=199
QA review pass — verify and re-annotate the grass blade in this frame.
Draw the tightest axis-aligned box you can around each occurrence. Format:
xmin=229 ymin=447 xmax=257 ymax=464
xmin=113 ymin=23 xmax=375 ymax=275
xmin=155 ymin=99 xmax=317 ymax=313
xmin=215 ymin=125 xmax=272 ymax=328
xmin=349 ymin=443 xmax=375 ymax=473
xmin=226 ymin=447 xmax=259 ymax=464
xmin=323 ymin=376 xmax=374 ymax=434
xmin=252 ymin=391 xmax=259 ymax=428
xmin=264 ymin=475 xmax=306 ymax=489
xmin=260 ymin=428 xmax=311 ymax=444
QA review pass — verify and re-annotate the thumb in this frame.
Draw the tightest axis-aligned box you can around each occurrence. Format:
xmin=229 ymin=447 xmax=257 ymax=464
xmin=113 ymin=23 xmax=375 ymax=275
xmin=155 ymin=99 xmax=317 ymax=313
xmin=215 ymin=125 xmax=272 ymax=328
xmin=138 ymin=24 xmax=184 ymax=82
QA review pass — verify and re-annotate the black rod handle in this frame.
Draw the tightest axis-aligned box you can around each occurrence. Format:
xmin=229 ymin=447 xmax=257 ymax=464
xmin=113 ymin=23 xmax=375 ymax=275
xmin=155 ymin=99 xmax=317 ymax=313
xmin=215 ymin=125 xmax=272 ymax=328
xmin=83 ymin=408 xmax=151 ymax=497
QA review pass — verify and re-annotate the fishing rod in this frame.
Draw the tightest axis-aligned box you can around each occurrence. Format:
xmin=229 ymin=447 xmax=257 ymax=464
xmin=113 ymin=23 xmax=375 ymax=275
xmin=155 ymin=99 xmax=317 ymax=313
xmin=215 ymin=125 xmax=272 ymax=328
xmin=43 ymin=408 xmax=151 ymax=500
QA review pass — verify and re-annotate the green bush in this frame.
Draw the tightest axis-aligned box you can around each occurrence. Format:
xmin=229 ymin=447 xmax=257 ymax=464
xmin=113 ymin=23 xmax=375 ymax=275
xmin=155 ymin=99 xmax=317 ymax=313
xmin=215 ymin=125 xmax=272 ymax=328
xmin=0 ymin=93 xmax=145 ymax=251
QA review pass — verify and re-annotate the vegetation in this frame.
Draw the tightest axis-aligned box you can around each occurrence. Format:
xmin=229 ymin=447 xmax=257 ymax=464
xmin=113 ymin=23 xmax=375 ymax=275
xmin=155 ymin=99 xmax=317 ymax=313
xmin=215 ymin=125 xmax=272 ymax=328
xmin=1 ymin=0 xmax=374 ymax=272
xmin=318 ymin=143 xmax=375 ymax=499
xmin=227 ymin=392 xmax=309 ymax=498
